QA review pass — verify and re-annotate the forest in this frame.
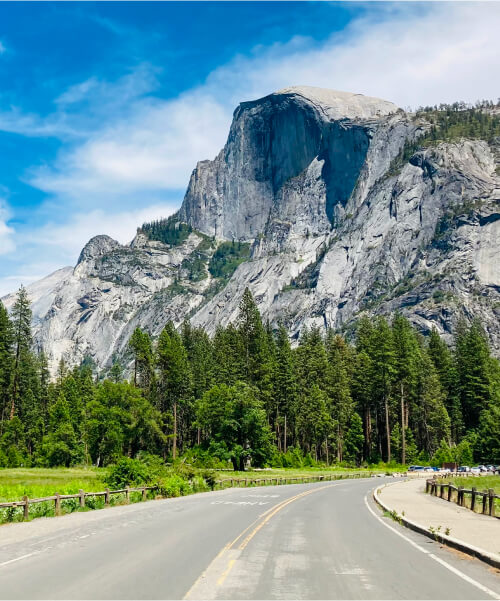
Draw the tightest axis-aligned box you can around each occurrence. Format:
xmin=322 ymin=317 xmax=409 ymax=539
xmin=0 ymin=287 xmax=499 ymax=470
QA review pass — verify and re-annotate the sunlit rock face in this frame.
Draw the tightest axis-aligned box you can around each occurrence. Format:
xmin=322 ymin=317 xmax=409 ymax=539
xmin=3 ymin=86 xmax=500 ymax=373
xmin=179 ymin=86 xmax=398 ymax=240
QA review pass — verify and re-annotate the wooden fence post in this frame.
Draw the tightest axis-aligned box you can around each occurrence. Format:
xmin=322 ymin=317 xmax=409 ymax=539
xmin=488 ymin=489 xmax=495 ymax=517
xmin=79 ymin=489 xmax=85 ymax=509
xmin=447 ymin=484 xmax=452 ymax=502
xmin=105 ymin=488 xmax=110 ymax=506
xmin=23 ymin=496 xmax=29 ymax=521
xmin=440 ymin=484 xmax=444 ymax=499
xmin=426 ymin=480 xmax=430 ymax=494
xmin=142 ymin=487 xmax=147 ymax=501
xmin=55 ymin=493 xmax=61 ymax=516
xmin=471 ymin=487 xmax=476 ymax=512
xmin=482 ymin=490 xmax=488 ymax=514
xmin=458 ymin=486 xmax=463 ymax=506
xmin=125 ymin=487 xmax=130 ymax=504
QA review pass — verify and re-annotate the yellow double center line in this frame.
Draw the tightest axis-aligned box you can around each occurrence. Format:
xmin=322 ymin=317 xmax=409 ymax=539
xmin=184 ymin=484 xmax=336 ymax=598
xmin=228 ymin=484 xmax=335 ymax=551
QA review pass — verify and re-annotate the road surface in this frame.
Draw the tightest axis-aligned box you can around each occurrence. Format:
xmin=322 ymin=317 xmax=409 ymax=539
xmin=0 ymin=477 xmax=498 ymax=599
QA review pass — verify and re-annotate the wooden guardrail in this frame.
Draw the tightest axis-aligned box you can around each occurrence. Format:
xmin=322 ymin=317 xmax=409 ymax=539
xmin=214 ymin=471 xmax=382 ymax=489
xmin=0 ymin=486 xmax=158 ymax=521
xmin=426 ymin=478 xmax=499 ymax=517
xmin=0 ymin=471 xmax=389 ymax=523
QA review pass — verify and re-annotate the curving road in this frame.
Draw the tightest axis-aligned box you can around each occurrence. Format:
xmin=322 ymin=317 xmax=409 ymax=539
xmin=0 ymin=477 xmax=498 ymax=600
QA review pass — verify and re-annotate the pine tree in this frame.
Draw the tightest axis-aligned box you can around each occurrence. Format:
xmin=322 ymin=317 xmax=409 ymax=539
xmin=370 ymin=317 xmax=396 ymax=462
xmin=428 ymin=328 xmax=463 ymax=441
xmin=391 ymin=315 xmax=419 ymax=464
xmin=9 ymin=287 xmax=33 ymax=420
xmin=157 ymin=322 xmax=192 ymax=458
xmin=0 ymin=302 xmax=14 ymax=433
xmin=454 ymin=320 xmax=492 ymax=431
xmin=344 ymin=412 xmax=364 ymax=465
xmin=273 ymin=325 xmax=298 ymax=452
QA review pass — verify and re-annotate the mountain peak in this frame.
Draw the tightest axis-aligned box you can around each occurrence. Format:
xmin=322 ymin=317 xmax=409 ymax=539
xmin=272 ymin=86 xmax=399 ymax=120
xmin=77 ymin=235 xmax=121 ymax=265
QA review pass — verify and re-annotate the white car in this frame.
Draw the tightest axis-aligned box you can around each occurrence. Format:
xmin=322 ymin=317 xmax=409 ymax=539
xmin=470 ymin=467 xmax=481 ymax=474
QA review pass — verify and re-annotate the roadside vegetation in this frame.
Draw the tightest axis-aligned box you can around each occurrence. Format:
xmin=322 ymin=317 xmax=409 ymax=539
xmin=0 ymin=458 xmax=396 ymax=524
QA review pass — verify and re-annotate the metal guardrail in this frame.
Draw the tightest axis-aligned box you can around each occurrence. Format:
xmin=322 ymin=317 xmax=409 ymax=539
xmin=426 ymin=478 xmax=499 ymax=517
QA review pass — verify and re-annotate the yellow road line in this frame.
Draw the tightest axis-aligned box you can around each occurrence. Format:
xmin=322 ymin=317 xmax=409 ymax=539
xmin=237 ymin=485 xmax=334 ymax=550
xmin=184 ymin=483 xmax=336 ymax=599
xmin=216 ymin=559 xmax=236 ymax=586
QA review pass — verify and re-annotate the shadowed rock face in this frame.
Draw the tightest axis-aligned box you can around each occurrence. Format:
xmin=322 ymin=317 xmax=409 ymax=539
xmin=3 ymin=87 xmax=499 ymax=373
xmin=179 ymin=88 xmax=392 ymax=240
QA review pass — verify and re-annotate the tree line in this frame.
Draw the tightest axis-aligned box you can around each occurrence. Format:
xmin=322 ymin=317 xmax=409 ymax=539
xmin=0 ymin=287 xmax=499 ymax=469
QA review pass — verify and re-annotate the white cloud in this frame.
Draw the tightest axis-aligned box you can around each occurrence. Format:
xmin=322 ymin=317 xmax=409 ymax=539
xmin=0 ymin=41 xmax=5 ymax=54
xmin=31 ymin=202 xmax=178 ymax=256
xmin=0 ymin=200 xmax=15 ymax=255
xmin=25 ymin=3 xmax=500 ymax=205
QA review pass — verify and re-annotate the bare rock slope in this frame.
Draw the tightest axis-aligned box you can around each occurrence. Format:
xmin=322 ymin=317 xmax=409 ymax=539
xmin=3 ymin=86 xmax=499 ymax=371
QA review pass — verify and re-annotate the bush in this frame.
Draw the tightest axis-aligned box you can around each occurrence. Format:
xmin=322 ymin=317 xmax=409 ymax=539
xmin=159 ymin=475 xmax=191 ymax=498
xmin=105 ymin=457 xmax=151 ymax=489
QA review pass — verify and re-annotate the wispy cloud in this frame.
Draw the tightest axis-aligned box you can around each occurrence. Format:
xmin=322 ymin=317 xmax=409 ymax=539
xmin=0 ymin=198 xmax=15 ymax=255
xmin=0 ymin=40 xmax=6 ymax=54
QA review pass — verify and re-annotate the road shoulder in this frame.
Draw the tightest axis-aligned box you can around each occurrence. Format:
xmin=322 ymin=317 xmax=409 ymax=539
xmin=374 ymin=478 xmax=500 ymax=569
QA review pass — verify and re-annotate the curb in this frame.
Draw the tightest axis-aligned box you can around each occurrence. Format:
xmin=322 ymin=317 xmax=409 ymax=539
xmin=373 ymin=481 xmax=500 ymax=570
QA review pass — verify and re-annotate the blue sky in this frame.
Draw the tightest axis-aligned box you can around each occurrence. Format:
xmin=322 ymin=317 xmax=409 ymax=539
xmin=0 ymin=1 xmax=499 ymax=295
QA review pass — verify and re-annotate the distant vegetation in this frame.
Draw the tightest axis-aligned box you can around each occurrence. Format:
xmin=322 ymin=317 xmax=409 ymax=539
xmin=387 ymin=101 xmax=500 ymax=177
xmin=140 ymin=216 xmax=193 ymax=246
xmin=208 ymin=240 xmax=251 ymax=279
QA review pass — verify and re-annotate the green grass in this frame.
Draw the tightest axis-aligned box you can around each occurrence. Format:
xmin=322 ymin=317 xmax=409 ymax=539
xmin=437 ymin=475 xmax=500 ymax=495
xmin=436 ymin=475 xmax=500 ymax=513
xmin=0 ymin=467 xmax=106 ymax=502
xmin=215 ymin=466 xmax=395 ymax=481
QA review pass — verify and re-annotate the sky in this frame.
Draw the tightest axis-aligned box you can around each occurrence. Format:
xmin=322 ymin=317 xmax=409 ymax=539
xmin=0 ymin=1 xmax=499 ymax=296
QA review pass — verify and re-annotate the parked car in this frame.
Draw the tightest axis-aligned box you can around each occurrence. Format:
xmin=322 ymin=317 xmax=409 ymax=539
xmin=470 ymin=467 xmax=481 ymax=474
xmin=423 ymin=467 xmax=435 ymax=472
xmin=408 ymin=465 xmax=424 ymax=472
xmin=457 ymin=466 xmax=470 ymax=472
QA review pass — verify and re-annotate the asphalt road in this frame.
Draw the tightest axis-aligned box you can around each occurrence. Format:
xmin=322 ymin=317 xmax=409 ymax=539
xmin=0 ymin=477 xmax=498 ymax=600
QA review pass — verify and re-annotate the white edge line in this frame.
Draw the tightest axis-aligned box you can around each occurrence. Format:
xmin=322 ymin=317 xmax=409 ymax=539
xmin=364 ymin=492 xmax=500 ymax=600
xmin=0 ymin=551 xmax=37 ymax=568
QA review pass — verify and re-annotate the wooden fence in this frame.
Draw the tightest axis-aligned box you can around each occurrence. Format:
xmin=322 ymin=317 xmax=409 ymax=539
xmin=0 ymin=486 xmax=158 ymax=521
xmin=213 ymin=471 xmax=380 ymax=489
xmin=0 ymin=471 xmax=381 ymax=522
xmin=426 ymin=478 xmax=499 ymax=518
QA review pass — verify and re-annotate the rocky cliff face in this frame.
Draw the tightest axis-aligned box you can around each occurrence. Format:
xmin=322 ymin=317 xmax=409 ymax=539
xmin=3 ymin=86 xmax=499 ymax=372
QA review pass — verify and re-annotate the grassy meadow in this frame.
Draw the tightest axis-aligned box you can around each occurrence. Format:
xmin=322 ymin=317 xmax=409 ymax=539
xmin=0 ymin=467 xmax=106 ymax=502
xmin=436 ymin=474 xmax=500 ymax=513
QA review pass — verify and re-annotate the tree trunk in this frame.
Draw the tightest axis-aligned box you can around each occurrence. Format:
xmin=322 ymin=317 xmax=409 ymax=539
xmin=401 ymin=382 xmax=406 ymax=465
xmin=172 ymin=401 xmax=177 ymax=460
xmin=364 ymin=408 xmax=372 ymax=460
xmin=325 ymin=436 xmax=329 ymax=465
xmin=284 ymin=414 xmax=287 ymax=453
xmin=384 ymin=394 xmax=391 ymax=463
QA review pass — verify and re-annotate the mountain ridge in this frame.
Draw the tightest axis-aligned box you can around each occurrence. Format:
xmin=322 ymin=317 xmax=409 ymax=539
xmin=3 ymin=87 xmax=500 ymax=373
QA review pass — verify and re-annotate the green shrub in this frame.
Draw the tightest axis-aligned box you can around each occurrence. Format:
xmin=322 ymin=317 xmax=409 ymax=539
xmin=159 ymin=475 xmax=190 ymax=497
xmin=105 ymin=457 xmax=150 ymax=489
